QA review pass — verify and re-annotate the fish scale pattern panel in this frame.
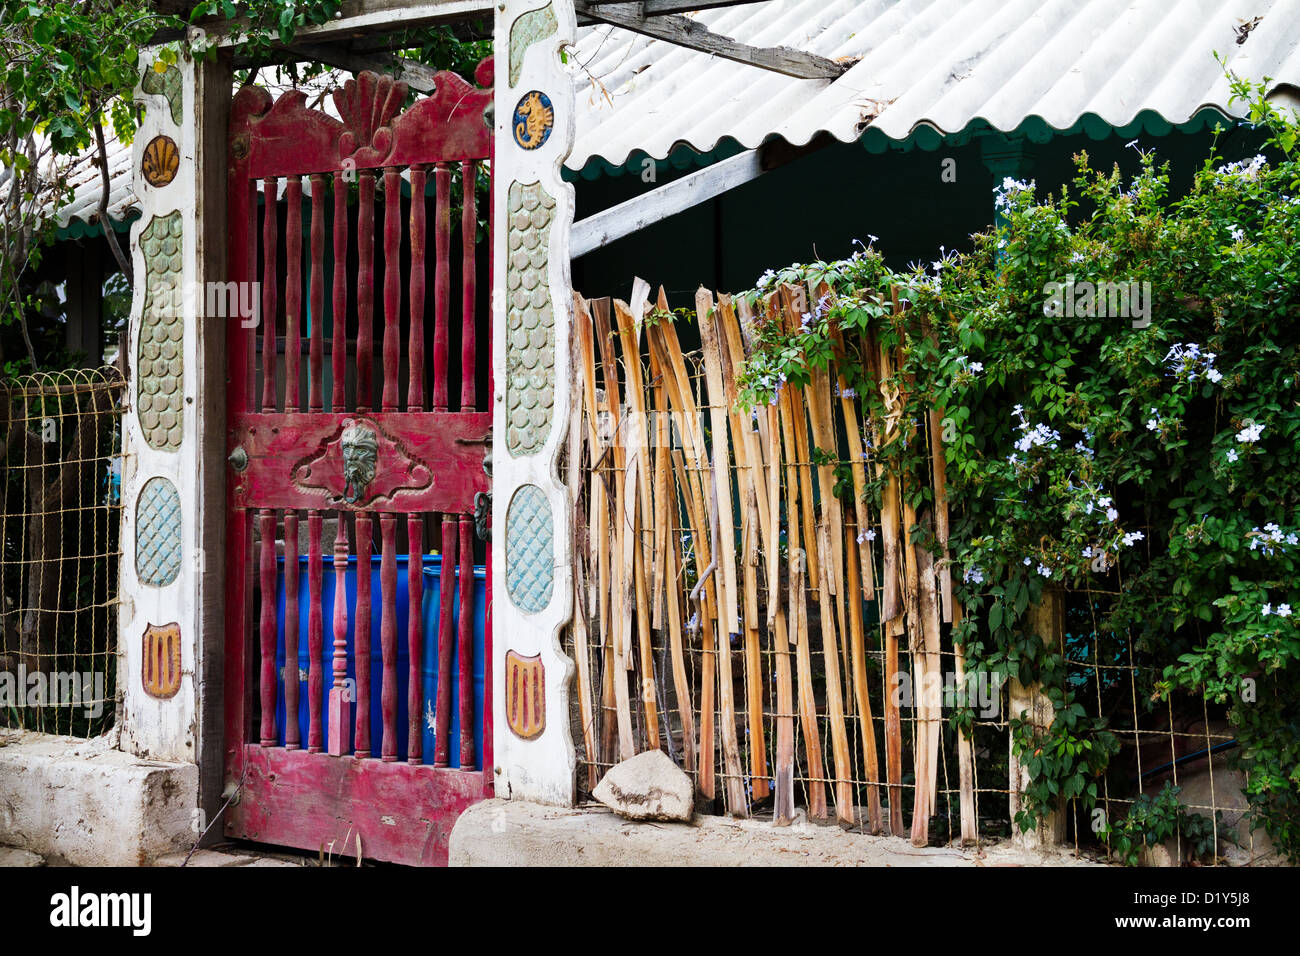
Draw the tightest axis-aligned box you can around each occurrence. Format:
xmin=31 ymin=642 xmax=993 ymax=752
xmin=137 ymin=211 xmax=185 ymax=452
xmin=505 ymin=181 xmax=556 ymax=458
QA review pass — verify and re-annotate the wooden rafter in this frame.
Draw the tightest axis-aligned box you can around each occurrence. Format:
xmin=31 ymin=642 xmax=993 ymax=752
xmin=574 ymin=1 xmax=850 ymax=80
xmin=577 ymin=0 xmax=766 ymax=24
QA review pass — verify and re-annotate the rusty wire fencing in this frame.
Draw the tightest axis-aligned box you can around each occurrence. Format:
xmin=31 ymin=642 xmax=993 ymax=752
xmin=562 ymin=283 xmax=1278 ymax=865
xmin=0 ymin=367 xmax=124 ymax=738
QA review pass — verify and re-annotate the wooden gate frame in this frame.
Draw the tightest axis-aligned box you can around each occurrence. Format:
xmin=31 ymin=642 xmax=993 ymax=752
xmin=221 ymin=56 xmax=502 ymax=865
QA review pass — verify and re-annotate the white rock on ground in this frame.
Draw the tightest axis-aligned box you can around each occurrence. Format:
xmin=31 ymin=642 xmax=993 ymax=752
xmin=592 ymin=749 xmax=694 ymax=822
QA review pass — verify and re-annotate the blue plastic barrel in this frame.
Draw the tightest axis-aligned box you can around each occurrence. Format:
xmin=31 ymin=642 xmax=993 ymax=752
xmin=274 ymin=555 xmax=486 ymax=768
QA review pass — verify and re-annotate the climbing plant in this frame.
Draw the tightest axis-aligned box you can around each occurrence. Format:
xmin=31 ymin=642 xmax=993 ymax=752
xmin=735 ymin=72 xmax=1300 ymax=862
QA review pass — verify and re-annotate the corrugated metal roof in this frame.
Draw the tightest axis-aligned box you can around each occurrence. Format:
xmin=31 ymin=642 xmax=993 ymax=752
xmin=570 ymin=0 xmax=1300 ymax=172
xmin=47 ymin=136 xmax=137 ymax=234
xmin=45 ymin=0 xmax=1300 ymax=230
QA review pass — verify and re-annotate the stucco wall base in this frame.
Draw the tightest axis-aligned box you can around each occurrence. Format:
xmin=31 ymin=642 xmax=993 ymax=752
xmin=450 ymin=799 xmax=1103 ymax=867
xmin=0 ymin=730 xmax=196 ymax=866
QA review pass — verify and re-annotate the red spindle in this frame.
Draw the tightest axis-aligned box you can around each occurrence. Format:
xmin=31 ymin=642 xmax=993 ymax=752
xmin=307 ymin=510 xmax=324 ymax=752
xmin=357 ymin=170 xmax=375 ymax=411
xmin=435 ymin=514 xmax=457 ymax=766
xmin=309 ymin=175 xmax=325 ymax=412
xmin=331 ymin=172 xmax=347 ymax=412
xmin=285 ymin=176 xmax=302 ymax=412
xmin=259 ymin=509 xmax=278 ymax=746
xmin=261 ymin=178 xmax=278 ymax=413
xmin=283 ymin=510 xmax=300 ymax=749
xmin=327 ymin=513 xmax=351 ymax=756
xmin=382 ymin=168 xmax=401 ymax=412
xmin=354 ymin=512 xmax=373 ymax=757
xmin=457 ymin=515 xmax=474 ymax=767
xmin=408 ymin=166 xmax=427 ymax=410
xmin=407 ymin=514 xmax=424 ymax=763
xmin=460 ymin=160 xmax=477 ymax=411
xmin=379 ymin=513 xmax=399 ymax=761
xmin=432 ymin=163 xmax=450 ymax=412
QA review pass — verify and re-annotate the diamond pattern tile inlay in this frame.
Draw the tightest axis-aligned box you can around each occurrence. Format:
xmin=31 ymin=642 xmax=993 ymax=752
xmin=136 ymin=477 xmax=182 ymax=587
xmin=506 ymin=483 xmax=553 ymax=613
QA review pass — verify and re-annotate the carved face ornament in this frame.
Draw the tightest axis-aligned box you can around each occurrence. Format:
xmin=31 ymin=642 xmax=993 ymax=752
xmin=340 ymin=422 xmax=379 ymax=503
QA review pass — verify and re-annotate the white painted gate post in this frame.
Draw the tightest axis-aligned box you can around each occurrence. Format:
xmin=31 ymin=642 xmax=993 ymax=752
xmin=118 ymin=41 xmax=229 ymax=830
xmin=490 ymin=0 xmax=579 ymax=805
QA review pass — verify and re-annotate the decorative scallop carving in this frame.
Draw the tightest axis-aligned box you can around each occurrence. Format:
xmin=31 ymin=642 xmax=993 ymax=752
xmin=141 ymin=134 xmax=180 ymax=187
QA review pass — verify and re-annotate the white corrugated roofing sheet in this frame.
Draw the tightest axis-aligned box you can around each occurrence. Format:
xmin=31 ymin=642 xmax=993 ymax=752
xmin=45 ymin=0 xmax=1300 ymax=228
xmin=569 ymin=0 xmax=1300 ymax=171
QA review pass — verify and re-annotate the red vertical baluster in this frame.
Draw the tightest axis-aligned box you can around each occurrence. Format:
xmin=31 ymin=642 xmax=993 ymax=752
xmin=357 ymin=170 xmax=375 ymax=411
xmin=432 ymin=163 xmax=450 ymax=411
xmin=457 ymin=514 xmax=474 ymax=768
xmin=408 ymin=166 xmax=426 ymax=412
xmin=460 ymin=160 xmax=477 ymax=411
xmin=407 ymin=167 xmax=428 ymax=764
xmin=380 ymin=513 xmax=398 ymax=761
xmin=259 ymin=509 xmax=278 ymax=746
xmin=307 ymin=510 xmax=323 ymax=752
xmin=483 ymin=132 xmax=495 ymax=778
xmin=283 ymin=511 xmax=300 ymax=749
xmin=407 ymin=515 xmax=424 ymax=763
xmin=261 ymin=178 xmax=278 ymax=413
xmin=382 ymin=167 xmax=401 ymax=412
xmin=309 ymin=174 xmax=325 ymax=413
xmin=354 ymin=512 xmax=373 ymax=757
xmin=435 ymin=514 xmax=458 ymax=766
xmin=327 ymin=514 xmax=351 ymax=755
xmin=331 ymin=171 xmax=347 ymax=412
xmin=281 ymin=177 xmax=303 ymax=750
xmin=285 ymin=175 xmax=302 ymax=412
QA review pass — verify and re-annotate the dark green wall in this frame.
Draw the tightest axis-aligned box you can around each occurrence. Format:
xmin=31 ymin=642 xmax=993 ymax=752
xmin=570 ymin=119 xmax=1273 ymax=312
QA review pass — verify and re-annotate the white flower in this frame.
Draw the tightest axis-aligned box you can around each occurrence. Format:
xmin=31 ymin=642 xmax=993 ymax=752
xmin=1226 ymin=448 xmax=1239 ymax=462
xmin=969 ymin=361 xmax=984 ymax=373
xmin=1278 ymin=604 xmax=1293 ymax=618
xmin=1099 ymin=496 xmax=1112 ymax=508
xmin=1236 ymin=422 xmax=1264 ymax=443
xmin=1146 ymin=419 xmax=1159 ymax=431
xmin=1024 ymin=557 xmax=1033 ymax=566
xmin=1037 ymin=563 xmax=1052 ymax=578
xmin=1262 ymin=603 xmax=1273 ymax=616
xmin=1106 ymin=507 xmax=1119 ymax=522
xmin=1229 ymin=225 xmax=1245 ymax=243
xmin=963 ymin=566 xmax=984 ymax=584
xmin=1123 ymin=531 xmax=1145 ymax=547
xmin=1206 ymin=368 xmax=1224 ymax=384
xmin=857 ymin=528 xmax=877 ymax=543
xmin=1082 ymin=546 xmax=1093 ymax=558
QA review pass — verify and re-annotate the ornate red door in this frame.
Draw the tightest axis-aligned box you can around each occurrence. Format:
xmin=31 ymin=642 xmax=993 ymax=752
xmin=223 ymin=62 xmax=495 ymax=866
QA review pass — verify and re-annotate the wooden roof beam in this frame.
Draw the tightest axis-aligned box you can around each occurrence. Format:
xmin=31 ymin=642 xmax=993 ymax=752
xmin=573 ymin=1 xmax=850 ymax=80
xmin=578 ymin=0 xmax=767 ymax=25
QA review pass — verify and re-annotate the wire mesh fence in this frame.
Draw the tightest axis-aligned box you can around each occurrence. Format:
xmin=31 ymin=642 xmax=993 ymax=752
xmin=562 ymin=282 xmax=1280 ymax=864
xmin=0 ymin=367 xmax=124 ymax=738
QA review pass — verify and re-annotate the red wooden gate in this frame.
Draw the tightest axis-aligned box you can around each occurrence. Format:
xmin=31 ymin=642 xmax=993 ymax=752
xmin=223 ymin=62 xmax=495 ymax=866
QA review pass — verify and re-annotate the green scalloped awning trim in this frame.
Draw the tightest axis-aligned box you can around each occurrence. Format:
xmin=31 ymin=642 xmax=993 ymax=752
xmin=55 ymin=210 xmax=140 ymax=242
xmin=566 ymin=107 xmax=1241 ymax=181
